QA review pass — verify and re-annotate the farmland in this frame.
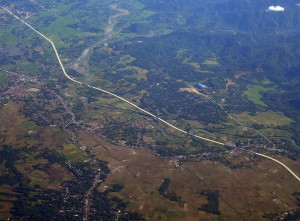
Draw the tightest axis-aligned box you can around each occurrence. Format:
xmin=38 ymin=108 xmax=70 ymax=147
xmin=79 ymin=131 xmax=300 ymax=221
xmin=1 ymin=0 xmax=300 ymax=220
xmin=245 ymin=85 xmax=275 ymax=106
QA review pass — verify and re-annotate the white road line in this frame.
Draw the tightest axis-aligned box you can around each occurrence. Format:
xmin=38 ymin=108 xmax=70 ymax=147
xmin=0 ymin=6 xmax=223 ymax=146
xmin=1 ymin=5 xmax=300 ymax=183
xmin=248 ymin=150 xmax=300 ymax=182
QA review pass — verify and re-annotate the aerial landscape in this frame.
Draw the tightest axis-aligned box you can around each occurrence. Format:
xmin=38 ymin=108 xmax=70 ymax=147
xmin=0 ymin=0 xmax=300 ymax=220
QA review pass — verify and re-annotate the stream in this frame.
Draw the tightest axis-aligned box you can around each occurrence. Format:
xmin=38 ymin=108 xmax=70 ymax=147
xmin=70 ymin=4 xmax=129 ymax=79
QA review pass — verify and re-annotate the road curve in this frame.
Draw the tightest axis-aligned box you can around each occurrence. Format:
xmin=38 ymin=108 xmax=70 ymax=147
xmin=1 ymin=6 xmax=300 ymax=183
xmin=0 ymin=6 xmax=224 ymax=146
xmin=246 ymin=150 xmax=300 ymax=182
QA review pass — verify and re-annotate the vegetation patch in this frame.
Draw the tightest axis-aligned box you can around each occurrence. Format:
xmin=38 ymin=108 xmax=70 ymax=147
xmin=0 ymin=31 xmax=18 ymax=45
xmin=255 ymin=112 xmax=293 ymax=126
xmin=202 ymin=58 xmax=218 ymax=65
xmin=89 ymin=133 xmax=300 ymax=221
xmin=244 ymin=84 xmax=274 ymax=106
xmin=62 ymin=144 xmax=89 ymax=162
xmin=0 ymin=73 xmax=7 ymax=85
xmin=233 ymin=112 xmax=293 ymax=127
xmin=197 ymin=190 xmax=220 ymax=215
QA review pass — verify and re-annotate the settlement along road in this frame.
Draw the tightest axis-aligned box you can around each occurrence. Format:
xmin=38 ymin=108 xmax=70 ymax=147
xmin=1 ymin=6 xmax=300 ymax=183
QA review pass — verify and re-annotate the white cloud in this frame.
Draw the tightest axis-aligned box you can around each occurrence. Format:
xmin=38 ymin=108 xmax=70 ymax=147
xmin=296 ymin=3 xmax=300 ymax=7
xmin=267 ymin=5 xmax=285 ymax=12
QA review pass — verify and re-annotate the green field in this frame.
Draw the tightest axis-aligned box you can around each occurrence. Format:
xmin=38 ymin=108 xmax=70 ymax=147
xmin=0 ymin=31 xmax=18 ymax=45
xmin=244 ymin=84 xmax=274 ymax=106
xmin=0 ymin=73 xmax=8 ymax=85
xmin=62 ymin=144 xmax=89 ymax=162
xmin=233 ymin=112 xmax=293 ymax=127
xmin=1 ymin=0 xmax=300 ymax=220
xmin=202 ymin=58 xmax=219 ymax=65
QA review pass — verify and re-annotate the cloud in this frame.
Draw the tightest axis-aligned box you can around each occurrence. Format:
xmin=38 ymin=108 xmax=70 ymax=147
xmin=267 ymin=5 xmax=285 ymax=12
xmin=296 ymin=3 xmax=300 ymax=7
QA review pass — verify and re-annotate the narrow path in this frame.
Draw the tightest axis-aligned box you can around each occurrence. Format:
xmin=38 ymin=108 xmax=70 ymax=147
xmin=198 ymin=92 xmax=272 ymax=143
xmin=1 ymin=6 xmax=300 ymax=183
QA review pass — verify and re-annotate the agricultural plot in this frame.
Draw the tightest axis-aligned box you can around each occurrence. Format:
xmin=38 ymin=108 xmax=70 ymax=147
xmin=79 ymin=132 xmax=300 ymax=221
xmin=244 ymin=84 xmax=275 ymax=106
xmin=1 ymin=0 xmax=300 ymax=219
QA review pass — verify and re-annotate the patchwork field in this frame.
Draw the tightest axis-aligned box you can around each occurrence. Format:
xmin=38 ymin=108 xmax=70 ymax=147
xmin=62 ymin=143 xmax=89 ymax=162
xmin=1 ymin=0 xmax=300 ymax=219
xmin=78 ymin=131 xmax=300 ymax=221
xmin=0 ymin=101 xmax=74 ymax=216
xmin=0 ymin=102 xmax=38 ymax=147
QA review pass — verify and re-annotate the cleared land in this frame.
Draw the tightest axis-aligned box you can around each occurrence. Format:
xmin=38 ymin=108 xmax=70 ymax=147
xmin=244 ymin=84 xmax=274 ymax=106
xmin=232 ymin=112 xmax=293 ymax=127
xmin=0 ymin=102 xmax=73 ymax=186
xmin=79 ymin=131 xmax=300 ymax=221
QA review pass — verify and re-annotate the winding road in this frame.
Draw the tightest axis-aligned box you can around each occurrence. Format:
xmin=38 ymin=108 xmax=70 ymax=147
xmin=1 ymin=5 xmax=300 ymax=183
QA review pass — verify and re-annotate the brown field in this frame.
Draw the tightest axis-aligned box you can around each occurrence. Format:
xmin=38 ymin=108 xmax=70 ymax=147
xmin=39 ymin=127 xmax=67 ymax=150
xmin=233 ymin=112 xmax=293 ymax=127
xmin=62 ymin=143 xmax=89 ymax=162
xmin=0 ymin=201 xmax=14 ymax=220
xmin=1 ymin=102 xmax=299 ymax=220
xmin=0 ymin=185 xmax=17 ymax=220
xmin=78 ymin=131 xmax=300 ymax=221
xmin=0 ymin=101 xmax=38 ymax=147
xmin=15 ymin=160 xmax=72 ymax=190
xmin=0 ymin=102 xmax=73 ymax=191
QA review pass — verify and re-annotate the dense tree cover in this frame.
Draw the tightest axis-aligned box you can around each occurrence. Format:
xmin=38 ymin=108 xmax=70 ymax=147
xmin=0 ymin=145 xmax=23 ymax=185
xmin=138 ymin=0 xmax=300 ymax=33
xmin=158 ymin=178 xmax=184 ymax=205
xmin=1 ymin=0 xmax=300 ymax=220
xmin=110 ymin=29 xmax=300 ymax=123
xmin=0 ymin=144 xmax=142 ymax=220
xmin=158 ymin=178 xmax=170 ymax=195
xmin=141 ymin=80 xmax=227 ymax=123
xmin=197 ymin=190 xmax=220 ymax=215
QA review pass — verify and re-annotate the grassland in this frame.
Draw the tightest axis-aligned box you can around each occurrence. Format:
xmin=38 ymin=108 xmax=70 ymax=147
xmin=0 ymin=185 xmax=16 ymax=220
xmin=0 ymin=101 xmax=73 ymax=191
xmin=255 ymin=112 xmax=293 ymax=126
xmin=2 ymin=0 xmax=300 ymax=219
xmin=202 ymin=58 xmax=219 ymax=65
xmin=78 ymin=131 xmax=300 ymax=221
xmin=0 ymin=31 xmax=18 ymax=45
xmin=17 ymin=61 xmax=39 ymax=74
xmin=0 ymin=73 xmax=7 ymax=85
xmin=114 ymin=54 xmax=149 ymax=80
xmin=244 ymin=84 xmax=274 ymax=106
xmin=232 ymin=112 xmax=293 ymax=127
xmin=62 ymin=143 xmax=89 ymax=163
xmin=0 ymin=102 xmax=38 ymax=147
xmin=3 ymin=60 xmax=39 ymax=75
xmin=177 ymin=49 xmax=202 ymax=71
xmin=259 ymin=128 xmax=292 ymax=138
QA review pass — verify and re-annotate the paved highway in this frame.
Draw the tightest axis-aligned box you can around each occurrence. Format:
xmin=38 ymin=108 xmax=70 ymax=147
xmin=0 ymin=6 xmax=224 ymax=146
xmin=1 ymin=5 xmax=300 ymax=183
